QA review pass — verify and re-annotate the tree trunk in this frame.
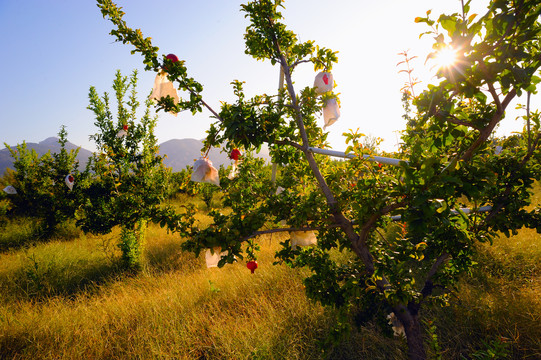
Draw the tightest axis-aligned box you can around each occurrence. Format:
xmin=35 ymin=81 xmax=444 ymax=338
xmin=394 ymin=307 xmax=427 ymax=360
xmin=405 ymin=315 xmax=426 ymax=360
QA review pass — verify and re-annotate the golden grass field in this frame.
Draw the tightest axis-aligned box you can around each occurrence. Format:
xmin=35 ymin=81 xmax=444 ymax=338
xmin=0 ymin=190 xmax=540 ymax=359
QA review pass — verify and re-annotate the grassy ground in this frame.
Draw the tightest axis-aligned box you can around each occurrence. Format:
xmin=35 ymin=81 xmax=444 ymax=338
xmin=0 ymin=192 xmax=540 ymax=359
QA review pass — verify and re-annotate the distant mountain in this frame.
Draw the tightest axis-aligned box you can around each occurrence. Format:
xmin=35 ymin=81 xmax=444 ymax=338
xmin=159 ymin=138 xmax=208 ymax=171
xmin=0 ymin=137 xmax=271 ymax=175
xmin=0 ymin=137 xmax=93 ymax=175
xmin=159 ymin=138 xmax=271 ymax=172
xmin=0 ymin=150 xmax=14 ymax=176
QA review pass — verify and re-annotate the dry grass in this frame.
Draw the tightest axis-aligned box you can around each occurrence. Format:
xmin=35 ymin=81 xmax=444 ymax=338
xmin=0 ymin=225 xmax=336 ymax=359
xmin=0 ymin=187 xmax=540 ymax=359
xmin=429 ymin=219 xmax=541 ymax=359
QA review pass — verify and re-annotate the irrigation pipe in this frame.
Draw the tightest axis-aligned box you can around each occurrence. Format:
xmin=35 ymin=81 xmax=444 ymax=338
xmin=308 ymin=147 xmax=407 ymax=166
xmin=306 ymin=147 xmax=493 ymax=218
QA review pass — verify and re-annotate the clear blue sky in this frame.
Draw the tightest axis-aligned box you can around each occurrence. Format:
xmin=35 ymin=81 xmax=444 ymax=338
xmin=0 ymin=0 xmax=528 ymax=154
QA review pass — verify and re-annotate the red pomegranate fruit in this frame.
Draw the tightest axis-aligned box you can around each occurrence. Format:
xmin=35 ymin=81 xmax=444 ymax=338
xmin=246 ymin=260 xmax=258 ymax=274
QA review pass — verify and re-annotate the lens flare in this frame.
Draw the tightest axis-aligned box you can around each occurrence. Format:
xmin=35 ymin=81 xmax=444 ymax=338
xmin=434 ymin=47 xmax=457 ymax=69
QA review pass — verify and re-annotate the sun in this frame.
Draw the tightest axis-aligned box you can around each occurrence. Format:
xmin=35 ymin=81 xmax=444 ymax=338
xmin=433 ymin=47 xmax=458 ymax=69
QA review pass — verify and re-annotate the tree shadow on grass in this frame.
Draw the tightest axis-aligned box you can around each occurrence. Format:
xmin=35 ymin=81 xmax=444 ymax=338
xmin=144 ymin=238 xmax=201 ymax=274
xmin=428 ymin=247 xmax=541 ymax=359
xmin=0 ymin=236 xmax=202 ymax=303
xmin=253 ymin=313 xmax=406 ymax=360
xmin=0 ymin=218 xmax=82 ymax=253
xmin=0 ymin=253 xmax=126 ymax=303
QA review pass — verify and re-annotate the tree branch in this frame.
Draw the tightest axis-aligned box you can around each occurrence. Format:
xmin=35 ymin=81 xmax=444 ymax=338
xmin=356 ymin=202 xmax=405 ymax=275
xmin=274 ymin=139 xmax=303 ymax=151
xmin=460 ymin=88 xmax=516 ymax=162
xmin=438 ymin=111 xmax=481 ymax=130
xmin=262 ymin=13 xmax=381 ymax=277
xmin=420 ymin=252 xmax=450 ymax=299
xmin=482 ymin=131 xmax=541 ymax=225
xmin=290 ymin=59 xmax=312 ymax=70
xmin=477 ymin=60 xmax=502 ymax=113
xmin=183 ymin=88 xmax=224 ymax=123
xmin=264 ymin=14 xmax=342 ymax=213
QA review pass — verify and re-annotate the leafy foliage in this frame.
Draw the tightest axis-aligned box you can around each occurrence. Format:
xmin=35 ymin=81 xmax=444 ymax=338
xmin=3 ymin=126 xmax=83 ymax=237
xmin=79 ymin=70 xmax=194 ymax=269
xmin=97 ymin=0 xmax=541 ymax=358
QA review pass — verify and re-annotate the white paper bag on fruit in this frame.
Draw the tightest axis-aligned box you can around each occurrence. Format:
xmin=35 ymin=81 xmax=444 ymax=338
xmin=227 ymin=163 xmax=239 ymax=180
xmin=65 ymin=174 xmax=74 ymax=190
xmin=314 ymin=72 xmax=333 ymax=94
xmin=387 ymin=312 xmax=406 ymax=337
xmin=227 ymin=148 xmax=242 ymax=179
xmin=151 ymin=72 xmax=179 ymax=115
xmin=3 ymin=185 xmax=17 ymax=195
xmin=323 ymin=98 xmax=340 ymax=128
xmin=205 ymin=248 xmax=228 ymax=268
xmin=191 ymin=157 xmax=220 ymax=186
xmin=116 ymin=124 xmax=129 ymax=138
xmin=290 ymin=231 xmax=317 ymax=249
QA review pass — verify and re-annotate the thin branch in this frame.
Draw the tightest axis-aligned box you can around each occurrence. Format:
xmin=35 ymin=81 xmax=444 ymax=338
xmin=444 ymin=114 xmax=482 ymax=130
xmin=477 ymin=61 xmax=502 ymax=112
xmin=420 ymin=252 xmax=450 ymax=299
xmin=527 ymin=91 xmax=532 ymax=152
xmin=263 ymin=8 xmax=401 ymax=295
xmin=489 ymin=3 xmax=521 ymax=52
xmin=374 ymin=227 xmax=391 ymax=245
xmin=274 ymin=139 xmax=303 ymax=151
xmin=264 ymin=14 xmax=341 ymax=211
xmin=184 ymin=88 xmax=223 ymax=123
xmin=487 ymin=82 xmax=502 ymax=113
xmin=290 ymin=59 xmax=312 ymax=70
xmin=434 ymin=106 xmax=482 ymax=130
xmin=501 ymin=88 xmax=517 ymax=109
xmin=460 ymin=88 xmax=516 ymax=162
xmin=482 ymin=131 xmax=541 ymax=225
xmin=357 ymin=202 xmax=405 ymax=275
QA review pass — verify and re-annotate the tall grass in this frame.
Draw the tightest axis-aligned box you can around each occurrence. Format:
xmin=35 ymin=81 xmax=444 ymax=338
xmin=0 ymin=188 xmax=540 ymax=359
xmin=0 ymin=228 xmax=329 ymax=359
xmin=430 ymin=183 xmax=541 ymax=359
xmin=423 ymin=227 xmax=541 ymax=359
xmin=0 ymin=218 xmax=81 ymax=251
xmin=0 ymin=216 xmax=410 ymax=359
